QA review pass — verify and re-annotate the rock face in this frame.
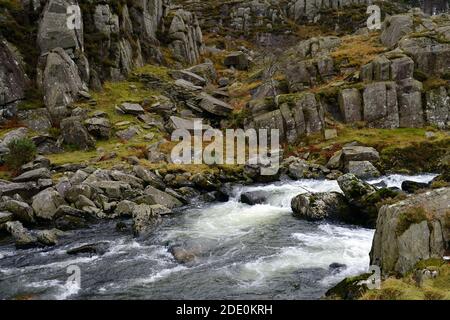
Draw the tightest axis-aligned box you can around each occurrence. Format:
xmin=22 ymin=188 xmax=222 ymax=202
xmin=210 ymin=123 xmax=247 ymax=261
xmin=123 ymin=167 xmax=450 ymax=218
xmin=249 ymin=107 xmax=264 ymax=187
xmin=291 ymin=192 xmax=350 ymax=221
xmin=247 ymin=93 xmax=324 ymax=144
xmin=167 ymin=9 xmax=204 ymax=65
xmin=370 ymin=188 xmax=450 ymax=275
xmin=0 ymin=38 xmax=28 ymax=117
xmin=37 ymin=48 xmax=86 ymax=121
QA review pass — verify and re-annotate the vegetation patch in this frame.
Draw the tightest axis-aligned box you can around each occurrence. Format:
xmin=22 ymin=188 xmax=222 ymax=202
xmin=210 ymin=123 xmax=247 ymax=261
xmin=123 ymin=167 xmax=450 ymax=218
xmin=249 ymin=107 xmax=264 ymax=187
xmin=396 ymin=206 xmax=430 ymax=236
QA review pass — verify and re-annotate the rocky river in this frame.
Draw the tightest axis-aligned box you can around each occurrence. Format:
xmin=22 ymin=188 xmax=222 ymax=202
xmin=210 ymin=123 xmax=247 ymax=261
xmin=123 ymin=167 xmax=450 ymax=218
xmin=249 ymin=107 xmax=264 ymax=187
xmin=0 ymin=174 xmax=436 ymax=300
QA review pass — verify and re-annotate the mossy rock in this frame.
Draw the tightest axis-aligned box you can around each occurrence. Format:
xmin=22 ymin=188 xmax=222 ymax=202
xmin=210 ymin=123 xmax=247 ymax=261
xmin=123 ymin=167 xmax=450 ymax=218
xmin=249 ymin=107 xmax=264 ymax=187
xmin=325 ymin=273 xmax=371 ymax=300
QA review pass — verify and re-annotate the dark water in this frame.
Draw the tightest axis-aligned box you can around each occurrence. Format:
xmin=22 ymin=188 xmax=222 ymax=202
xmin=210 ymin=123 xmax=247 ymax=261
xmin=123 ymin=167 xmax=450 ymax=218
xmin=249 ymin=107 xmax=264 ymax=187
xmin=0 ymin=174 xmax=436 ymax=300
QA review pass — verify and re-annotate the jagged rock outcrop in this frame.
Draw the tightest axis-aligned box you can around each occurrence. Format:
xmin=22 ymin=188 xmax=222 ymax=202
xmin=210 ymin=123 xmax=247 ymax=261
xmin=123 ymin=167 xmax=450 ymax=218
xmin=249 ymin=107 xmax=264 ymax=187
xmin=370 ymin=187 xmax=450 ymax=275
xmin=167 ymin=9 xmax=204 ymax=65
xmin=246 ymin=93 xmax=324 ymax=144
xmin=0 ymin=38 xmax=28 ymax=119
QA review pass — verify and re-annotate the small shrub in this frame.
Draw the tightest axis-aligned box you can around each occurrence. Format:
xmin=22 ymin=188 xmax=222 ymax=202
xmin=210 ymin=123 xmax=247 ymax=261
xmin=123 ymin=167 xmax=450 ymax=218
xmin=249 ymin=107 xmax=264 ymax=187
xmin=4 ymin=138 xmax=37 ymax=169
xmin=396 ymin=206 xmax=429 ymax=236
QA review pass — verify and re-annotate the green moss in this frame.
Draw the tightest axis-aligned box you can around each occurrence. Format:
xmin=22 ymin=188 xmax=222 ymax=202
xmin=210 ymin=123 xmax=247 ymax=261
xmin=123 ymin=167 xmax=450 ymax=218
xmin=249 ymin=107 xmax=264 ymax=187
xmin=414 ymin=258 xmax=446 ymax=270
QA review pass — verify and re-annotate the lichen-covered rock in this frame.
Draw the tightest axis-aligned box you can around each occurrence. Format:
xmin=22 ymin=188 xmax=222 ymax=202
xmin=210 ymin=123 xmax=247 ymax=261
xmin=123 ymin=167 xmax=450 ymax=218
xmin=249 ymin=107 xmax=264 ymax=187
xmin=60 ymin=116 xmax=95 ymax=150
xmin=1 ymin=200 xmax=35 ymax=224
xmin=37 ymin=0 xmax=84 ymax=54
xmin=84 ymin=117 xmax=111 ymax=139
xmin=370 ymin=187 xmax=450 ymax=275
xmin=291 ymin=192 xmax=350 ymax=221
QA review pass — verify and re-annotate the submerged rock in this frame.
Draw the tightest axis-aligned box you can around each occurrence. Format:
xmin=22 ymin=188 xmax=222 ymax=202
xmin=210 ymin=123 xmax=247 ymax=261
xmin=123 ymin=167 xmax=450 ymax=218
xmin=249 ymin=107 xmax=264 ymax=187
xmin=240 ymin=191 xmax=267 ymax=205
xmin=5 ymin=221 xmax=38 ymax=249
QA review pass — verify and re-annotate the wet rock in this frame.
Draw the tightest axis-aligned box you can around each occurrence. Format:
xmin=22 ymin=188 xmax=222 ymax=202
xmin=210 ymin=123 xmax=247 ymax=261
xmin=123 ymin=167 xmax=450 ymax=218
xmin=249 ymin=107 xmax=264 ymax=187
xmin=36 ymin=229 xmax=63 ymax=246
xmin=401 ymin=180 xmax=429 ymax=193
xmin=67 ymin=242 xmax=110 ymax=256
xmin=240 ymin=191 xmax=267 ymax=205
xmin=13 ymin=168 xmax=51 ymax=183
xmin=32 ymin=188 xmax=67 ymax=220
xmin=114 ymin=200 xmax=136 ymax=218
xmin=329 ymin=263 xmax=347 ymax=271
xmin=169 ymin=245 xmax=201 ymax=264
xmin=132 ymin=204 xmax=162 ymax=237
xmin=5 ymin=221 xmax=38 ymax=249
xmin=291 ymin=192 xmax=350 ymax=221
xmin=337 ymin=174 xmax=377 ymax=203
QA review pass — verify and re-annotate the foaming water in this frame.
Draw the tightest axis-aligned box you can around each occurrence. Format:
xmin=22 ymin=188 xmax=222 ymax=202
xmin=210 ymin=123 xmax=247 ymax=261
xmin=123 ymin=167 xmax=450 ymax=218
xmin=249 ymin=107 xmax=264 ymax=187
xmin=0 ymin=174 xmax=436 ymax=299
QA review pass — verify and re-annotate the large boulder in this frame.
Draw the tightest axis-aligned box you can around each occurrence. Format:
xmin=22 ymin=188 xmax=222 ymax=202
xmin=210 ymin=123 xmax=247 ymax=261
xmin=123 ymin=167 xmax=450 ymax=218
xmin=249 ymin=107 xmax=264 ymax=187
xmin=32 ymin=188 xmax=67 ymax=220
xmin=143 ymin=186 xmax=183 ymax=209
xmin=291 ymin=192 xmax=350 ymax=221
xmin=37 ymin=48 xmax=86 ymax=120
xmin=60 ymin=116 xmax=95 ymax=150
xmin=380 ymin=14 xmax=413 ymax=49
xmin=347 ymin=161 xmax=380 ymax=179
xmin=370 ymin=188 xmax=450 ymax=275
xmin=84 ymin=117 xmax=111 ymax=139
